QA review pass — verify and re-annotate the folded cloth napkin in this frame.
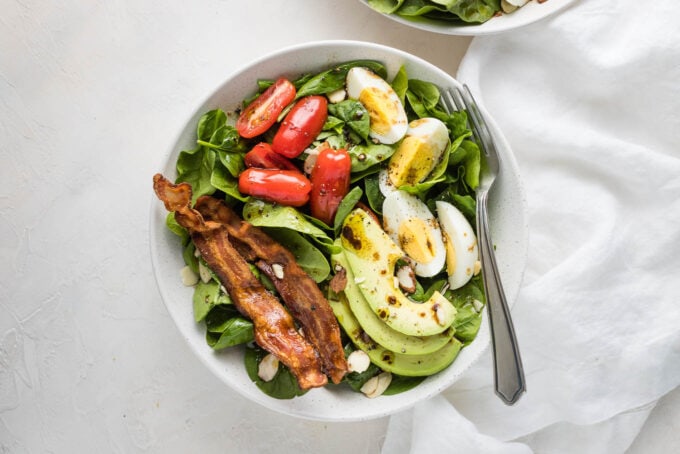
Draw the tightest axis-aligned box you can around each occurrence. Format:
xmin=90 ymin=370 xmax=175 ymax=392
xmin=383 ymin=0 xmax=680 ymax=452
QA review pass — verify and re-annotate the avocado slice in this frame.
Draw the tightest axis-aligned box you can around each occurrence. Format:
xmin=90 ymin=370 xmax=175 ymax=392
xmin=340 ymin=208 xmax=456 ymax=336
xmin=331 ymin=243 xmax=455 ymax=355
xmin=329 ymin=295 xmax=463 ymax=377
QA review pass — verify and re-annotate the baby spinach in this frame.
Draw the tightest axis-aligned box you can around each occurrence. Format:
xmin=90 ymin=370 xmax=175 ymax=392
xmin=193 ymin=280 xmax=232 ymax=323
xmin=333 ymin=187 xmax=364 ymax=235
xmin=364 ymin=174 xmax=385 ymax=215
xmin=383 ymin=375 xmax=427 ymax=395
xmin=296 ymin=60 xmax=387 ymax=98
xmin=263 ymin=227 xmax=331 ymax=283
xmin=347 ymin=143 xmax=395 ymax=173
xmin=328 ymin=100 xmax=370 ymax=141
xmin=367 ymin=0 xmax=501 ymax=24
xmin=446 ymin=277 xmax=486 ymax=344
xmin=207 ymin=316 xmax=254 ymax=350
xmin=244 ymin=344 xmax=308 ymax=399
xmin=242 ymin=200 xmax=338 ymax=255
xmin=176 ymin=109 xmax=248 ymax=203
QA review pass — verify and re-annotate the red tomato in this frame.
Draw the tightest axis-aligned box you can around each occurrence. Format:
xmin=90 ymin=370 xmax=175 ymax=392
xmin=272 ymin=95 xmax=328 ymax=158
xmin=238 ymin=168 xmax=311 ymax=207
xmin=236 ymin=78 xmax=296 ymax=139
xmin=310 ymin=147 xmax=351 ymax=225
xmin=244 ymin=142 xmax=298 ymax=171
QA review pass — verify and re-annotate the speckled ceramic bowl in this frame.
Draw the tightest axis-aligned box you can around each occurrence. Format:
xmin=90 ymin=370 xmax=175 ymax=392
xmin=149 ymin=40 xmax=528 ymax=421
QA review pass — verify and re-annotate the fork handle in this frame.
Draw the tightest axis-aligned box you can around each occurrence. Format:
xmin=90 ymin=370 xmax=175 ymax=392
xmin=477 ymin=191 xmax=526 ymax=405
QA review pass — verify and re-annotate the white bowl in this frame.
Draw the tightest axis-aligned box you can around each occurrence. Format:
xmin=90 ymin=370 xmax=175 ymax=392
xmin=359 ymin=0 xmax=576 ymax=35
xmin=149 ymin=40 xmax=528 ymax=421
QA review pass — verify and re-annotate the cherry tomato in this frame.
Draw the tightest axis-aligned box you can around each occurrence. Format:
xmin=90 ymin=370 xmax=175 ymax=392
xmin=272 ymin=95 xmax=328 ymax=158
xmin=309 ymin=147 xmax=351 ymax=225
xmin=236 ymin=78 xmax=296 ymax=139
xmin=238 ymin=168 xmax=311 ymax=207
xmin=244 ymin=142 xmax=298 ymax=171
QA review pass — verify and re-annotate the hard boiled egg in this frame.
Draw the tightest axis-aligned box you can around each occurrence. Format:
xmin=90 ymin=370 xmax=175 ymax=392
xmin=435 ymin=201 xmax=479 ymax=290
xmin=385 ymin=117 xmax=449 ymax=189
xmin=346 ymin=67 xmax=408 ymax=144
xmin=382 ymin=191 xmax=446 ymax=277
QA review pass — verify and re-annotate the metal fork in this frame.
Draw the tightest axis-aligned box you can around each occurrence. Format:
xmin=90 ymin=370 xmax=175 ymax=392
xmin=443 ymin=85 xmax=526 ymax=405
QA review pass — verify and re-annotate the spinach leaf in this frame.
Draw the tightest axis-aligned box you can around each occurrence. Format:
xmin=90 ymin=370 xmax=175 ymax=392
xmin=364 ymin=174 xmax=385 ymax=215
xmin=328 ymin=100 xmax=370 ymax=141
xmin=444 ymin=0 xmax=500 ymax=23
xmin=333 ymin=186 xmax=364 ymax=235
xmin=445 ymin=277 xmax=486 ymax=344
xmin=176 ymin=145 xmax=217 ymax=202
xmin=405 ymin=78 xmax=442 ymax=119
xmin=366 ymin=0 xmax=405 ymax=14
xmin=242 ymin=200 xmax=338 ymax=255
xmin=449 ymin=139 xmax=481 ymax=190
xmin=198 ymin=124 xmax=248 ymax=155
xmin=296 ymin=60 xmax=388 ymax=98
xmin=383 ymin=375 xmax=427 ymax=395
xmin=193 ymin=280 xmax=231 ymax=323
xmin=165 ymin=212 xmax=189 ymax=244
xmin=348 ymin=143 xmax=395 ymax=173
xmin=263 ymin=227 xmax=331 ymax=283
xmin=182 ymin=241 xmax=198 ymax=273
xmin=368 ymin=0 xmax=500 ymax=24
xmin=244 ymin=344 xmax=308 ymax=399
xmin=176 ymin=109 xmax=248 ymax=203
xmin=391 ymin=65 xmax=409 ymax=104
xmin=197 ymin=109 xmax=227 ymax=142
xmin=207 ymin=317 xmax=254 ymax=350
xmin=210 ymin=160 xmax=249 ymax=202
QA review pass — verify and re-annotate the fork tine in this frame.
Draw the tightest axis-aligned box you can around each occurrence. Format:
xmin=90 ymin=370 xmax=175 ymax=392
xmin=460 ymin=85 xmax=496 ymax=156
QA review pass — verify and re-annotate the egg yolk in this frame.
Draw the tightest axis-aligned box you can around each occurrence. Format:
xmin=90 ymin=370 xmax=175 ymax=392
xmin=388 ymin=136 xmax=438 ymax=188
xmin=397 ymin=217 xmax=437 ymax=264
xmin=359 ymin=87 xmax=401 ymax=137
xmin=443 ymin=230 xmax=457 ymax=274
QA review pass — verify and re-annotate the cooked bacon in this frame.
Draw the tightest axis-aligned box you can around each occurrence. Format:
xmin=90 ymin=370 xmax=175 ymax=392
xmin=194 ymin=196 xmax=348 ymax=384
xmin=153 ymin=174 xmax=327 ymax=389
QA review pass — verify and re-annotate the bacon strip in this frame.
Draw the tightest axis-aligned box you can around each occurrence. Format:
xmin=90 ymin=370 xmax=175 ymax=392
xmin=195 ymin=196 xmax=348 ymax=384
xmin=153 ymin=174 xmax=327 ymax=389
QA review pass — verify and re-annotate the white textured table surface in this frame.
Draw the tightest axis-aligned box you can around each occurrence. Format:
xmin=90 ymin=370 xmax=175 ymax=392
xmin=0 ymin=1 xmax=470 ymax=452
xmin=2 ymin=1 xmax=679 ymax=453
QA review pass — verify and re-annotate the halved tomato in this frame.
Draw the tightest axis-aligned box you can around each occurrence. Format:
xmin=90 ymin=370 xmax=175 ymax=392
xmin=272 ymin=95 xmax=328 ymax=158
xmin=236 ymin=78 xmax=296 ymax=139
xmin=238 ymin=168 xmax=311 ymax=207
xmin=309 ymin=147 xmax=351 ymax=225
xmin=244 ymin=142 xmax=298 ymax=171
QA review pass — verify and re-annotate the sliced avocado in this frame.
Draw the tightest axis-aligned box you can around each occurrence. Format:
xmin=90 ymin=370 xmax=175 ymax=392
xmin=329 ymin=295 xmax=462 ymax=377
xmin=340 ymin=208 xmax=456 ymax=336
xmin=331 ymin=243 xmax=455 ymax=355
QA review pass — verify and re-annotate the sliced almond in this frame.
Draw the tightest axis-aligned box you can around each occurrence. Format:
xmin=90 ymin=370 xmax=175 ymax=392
xmin=180 ymin=266 xmax=199 ymax=287
xmin=257 ymin=353 xmax=280 ymax=382
xmin=347 ymin=350 xmax=371 ymax=374
xmin=360 ymin=372 xmax=392 ymax=398
xmin=198 ymin=260 xmax=212 ymax=283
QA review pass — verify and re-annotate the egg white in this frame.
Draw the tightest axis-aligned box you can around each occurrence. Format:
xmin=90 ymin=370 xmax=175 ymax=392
xmin=435 ymin=201 xmax=479 ymax=290
xmin=382 ymin=191 xmax=446 ymax=277
xmin=346 ymin=67 xmax=408 ymax=145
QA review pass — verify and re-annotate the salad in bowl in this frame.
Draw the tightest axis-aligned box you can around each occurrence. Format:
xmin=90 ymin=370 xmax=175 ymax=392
xmin=149 ymin=41 xmax=527 ymax=421
xmin=360 ymin=0 xmax=575 ymax=35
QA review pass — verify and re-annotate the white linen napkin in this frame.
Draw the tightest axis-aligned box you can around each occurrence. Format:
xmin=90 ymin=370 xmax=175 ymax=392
xmin=384 ymin=0 xmax=680 ymax=451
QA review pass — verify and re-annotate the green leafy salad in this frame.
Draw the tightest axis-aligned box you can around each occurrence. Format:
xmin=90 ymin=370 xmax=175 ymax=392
xmin=366 ymin=0 xmax=536 ymax=24
xmin=164 ymin=60 xmax=487 ymax=399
